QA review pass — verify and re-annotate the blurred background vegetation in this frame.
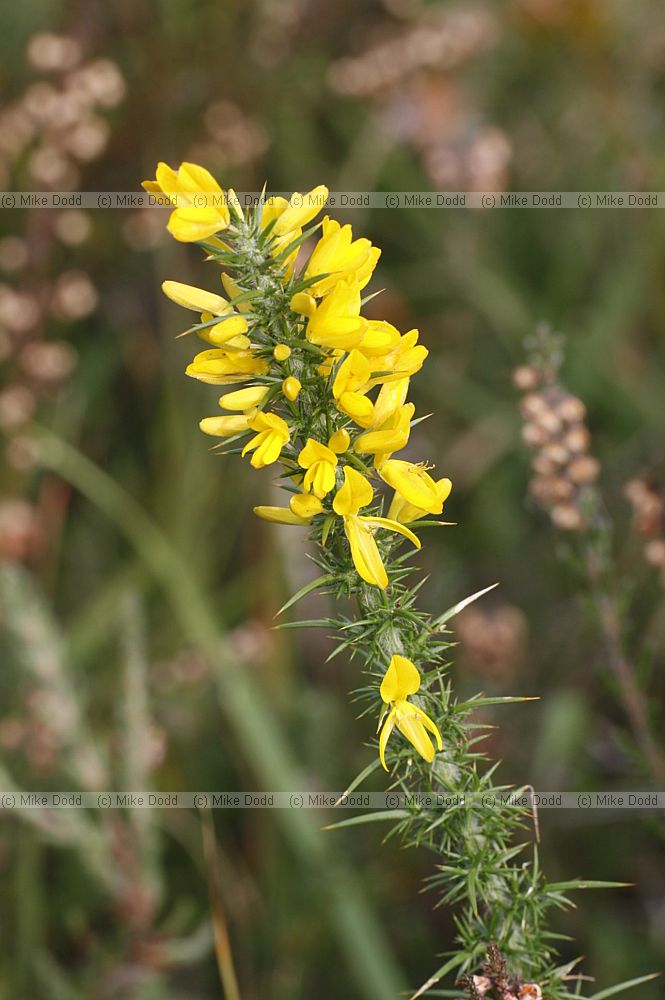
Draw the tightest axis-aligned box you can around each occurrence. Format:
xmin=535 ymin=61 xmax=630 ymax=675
xmin=0 ymin=0 xmax=664 ymax=997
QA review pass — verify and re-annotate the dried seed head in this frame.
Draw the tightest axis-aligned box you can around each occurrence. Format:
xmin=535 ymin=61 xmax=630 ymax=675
xmin=624 ymin=478 xmax=648 ymax=505
xmin=541 ymin=442 xmax=569 ymax=466
xmin=521 ymin=423 xmax=549 ymax=447
xmin=0 ymin=386 xmax=36 ymax=428
xmin=519 ymin=985 xmax=542 ymax=1000
xmin=520 ymin=392 xmax=547 ymax=420
xmin=512 ymin=365 xmax=540 ymax=390
xmin=471 ymin=976 xmax=492 ymax=997
xmin=531 ymin=453 xmax=557 ymax=477
xmin=645 ymin=539 xmax=665 ymax=567
xmin=551 ymin=503 xmax=584 ymax=531
xmin=534 ymin=408 xmax=562 ymax=435
xmin=568 ymin=455 xmax=600 ymax=485
xmin=529 ymin=477 xmax=557 ymax=503
xmin=564 ymin=425 xmax=591 ymax=453
xmin=55 ymin=209 xmax=92 ymax=245
xmin=550 ymin=477 xmax=575 ymax=501
xmin=557 ymin=394 xmax=586 ymax=423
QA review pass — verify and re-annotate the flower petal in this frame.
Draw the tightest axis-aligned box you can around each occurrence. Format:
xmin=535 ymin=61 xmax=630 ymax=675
xmin=361 ymin=516 xmax=421 ymax=550
xmin=379 ymin=710 xmax=397 ymax=771
xmin=344 ymin=516 xmax=388 ymax=589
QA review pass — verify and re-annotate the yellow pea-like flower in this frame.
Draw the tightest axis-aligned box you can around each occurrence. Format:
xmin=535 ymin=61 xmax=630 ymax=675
xmin=328 ymin=428 xmax=351 ymax=454
xmin=186 ymin=348 xmax=269 ymax=386
xmin=332 ymin=467 xmax=420 ymax=589
xmin=332 ymin=348 xmax=374 ymax=426
xmin=388 ymin=478 xmax=453 ymax=524
xmin=218 ymin=386 xmax=269 ymax=411
xmin=356 ymin=320 xmax=401 ymax=357
xmin=199 ymin=414 xmax=252 ymax=437
xmin=162 ymin=280 xmax=228 ymax=315
xmin=254 ymin=493 xmax=323 ymax=526
xmin=273 ymin=343 xmax=291 ymax=361
xmin=290 ymin=292 xmax=317 ymax=317
xmin=271 ymin=185 xmax=329 ymax=237
xmin=282 ymin=376 xmax=302 ymax=401
xmin=242 ymin=412 xmax=290 ymax=469
xmin=142 ymin=162 xmax=230 ymax=243
xmin=304 ymin=217 xmax=380 ymax=297
xmin=221 ymin=273 xmax=253 ymax=313
xmin=298 ymin=438 xmax=339 ymax=498
xmin=378 ymin=459 xmax=442 ymax=512
xmin=306 ymin=278 xmax=367 ymax=351
xmin=353 ymin=403 xmax=414 ymax=459
xmin=378 ymin=655 xmax=442 ymax=771
xmin=369 ymin=329 xmax=428 ymax=385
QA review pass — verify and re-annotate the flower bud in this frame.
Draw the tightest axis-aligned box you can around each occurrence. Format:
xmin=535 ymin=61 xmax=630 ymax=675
xmin=283 ymin=376 xmax=302 ymax=401
xmin=273 ymin=343 xmax=291 ymax=361
xmin=290 ymin=291 xmax=316 ymax=316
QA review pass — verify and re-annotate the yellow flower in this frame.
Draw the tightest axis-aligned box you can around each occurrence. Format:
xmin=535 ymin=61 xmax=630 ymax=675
xmin=221 ymin=273 xmax=252 ymax=313
xmin=388 ymin=478 xmax=453 ymax=524
xmin=199 ymin=384 xmax=270 ymax=437
xmin=357 ymin=320 xmax=401 ymax=358
xmin=142 ymin=162 xmax=230 ymax=242
xmin=186 ymin=348 xmax=269 ymax=385
xmin=254 ymin=493 xmax=323 ymax=525
xmin=290 ymin=291 xmax=317 ymax=317
xmin=261 ymin=186 xmax=328 ymax=276
xmin=218 ymin=386 xmax=269 ymax=411
xmin=271 ymin=186 xmax=329 ymax=237
xmin=199 ymin=414 xmax=252 ymax=437
xmin=369 ymin=329 xmax=428 ymax=384
xmin=242 ymin=412 xmax=290 ymax=469
xmin=161 ymin=280 xmax=249 ymax=347
xmin=353 ymin=403 xmax=414 ymax=460
xmin=282 ymin=376 xmax=302 ymax=401
xmin=273 ymin=343 xmax=291 ymax=361
xmin=378 ymin=459 xmax=442 ymax=512
xmin=370 ymin=377 xmax=410 ymax=427
xmin=306 ymin=278 xmax=367 ymax=351
xmin=332 ymin=349 xmax=374 ymax=426
xmin=162 ymin=279 xmax=227 ymax=314
xmin=378 ymin=655 xmax=442 ymax=771
xmin=298 ymin=431 xmax=349 ymax=499
xmin=332 ymin=467 xmax=420 ymax=589
xmin=304 ymin=217 xmax=381 ymax=297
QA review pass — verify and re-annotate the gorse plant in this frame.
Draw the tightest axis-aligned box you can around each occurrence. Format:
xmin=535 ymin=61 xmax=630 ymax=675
xmin=144 ymin=162 xmax=644 ymax=1000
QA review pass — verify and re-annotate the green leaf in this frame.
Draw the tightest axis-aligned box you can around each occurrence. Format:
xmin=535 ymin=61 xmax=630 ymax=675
xmin=334 ymin=758 xmax=383 ymax=803
xmin=275 ymin=574 xmax=333 ymax=617
xmin=548 ymin=879 xmax=632 ymax=892
xmin=273 ymin=618 xmax=334 ymax=630
xmin=433 ymin=583 xmax=500 ymax=628
xmin=454 ymin=695 xmax=539 ymax=711
xmin=322 ymin=810 xmax=410 ymax=831
xmin=586 ymin=974 xmax=660 ymax=1000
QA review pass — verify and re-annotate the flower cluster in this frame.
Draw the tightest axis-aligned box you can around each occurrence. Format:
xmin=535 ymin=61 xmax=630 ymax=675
xmin=513 ymin=328 xmax=600 ymax=532
xmin=146 ymin=165 xmax=618 ymax=997
xmin=143 ymin=161 xmax=451 ymax=770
